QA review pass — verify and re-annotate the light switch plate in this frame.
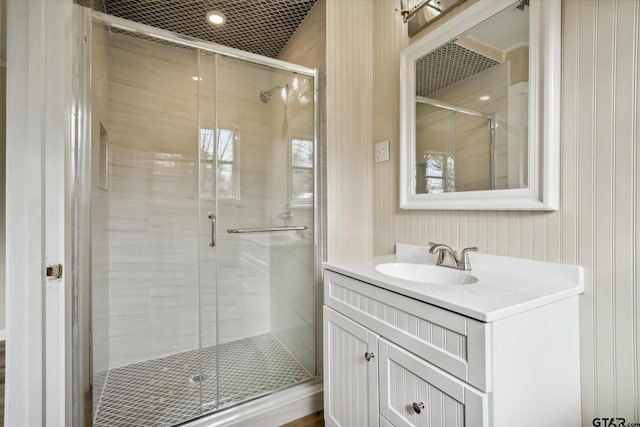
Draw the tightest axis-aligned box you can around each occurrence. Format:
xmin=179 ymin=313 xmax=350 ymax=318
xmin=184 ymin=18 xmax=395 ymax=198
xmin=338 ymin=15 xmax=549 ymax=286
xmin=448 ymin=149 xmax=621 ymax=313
xmin=375 ymin=140 xmax=390 ymax=163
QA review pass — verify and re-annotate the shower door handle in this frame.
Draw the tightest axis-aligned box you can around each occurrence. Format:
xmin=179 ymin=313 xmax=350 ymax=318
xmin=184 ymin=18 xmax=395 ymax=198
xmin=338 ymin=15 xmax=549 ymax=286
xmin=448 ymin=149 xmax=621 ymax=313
xmin=208 ymin=213 xmax=216 ymax=247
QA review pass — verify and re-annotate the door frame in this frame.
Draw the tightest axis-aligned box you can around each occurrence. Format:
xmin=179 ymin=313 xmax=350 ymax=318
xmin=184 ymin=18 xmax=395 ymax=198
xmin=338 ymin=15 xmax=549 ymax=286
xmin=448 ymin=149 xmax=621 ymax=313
xmin=5 ymin=0 xmax=75 ymax=425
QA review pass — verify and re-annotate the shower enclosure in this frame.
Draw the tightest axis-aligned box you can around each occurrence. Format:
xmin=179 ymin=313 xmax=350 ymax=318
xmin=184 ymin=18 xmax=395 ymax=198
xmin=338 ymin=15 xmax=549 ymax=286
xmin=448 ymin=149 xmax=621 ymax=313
xmin=82 ymin=9 xmax=321 ymax=427
xmin=415 ymin=97 xmax=496 ymax=193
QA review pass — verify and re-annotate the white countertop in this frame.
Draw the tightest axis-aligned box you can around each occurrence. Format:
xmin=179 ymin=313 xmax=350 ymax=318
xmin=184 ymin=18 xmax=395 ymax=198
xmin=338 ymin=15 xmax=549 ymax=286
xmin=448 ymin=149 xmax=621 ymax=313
xmin=323 ymin=244 xmax=584 ymax=322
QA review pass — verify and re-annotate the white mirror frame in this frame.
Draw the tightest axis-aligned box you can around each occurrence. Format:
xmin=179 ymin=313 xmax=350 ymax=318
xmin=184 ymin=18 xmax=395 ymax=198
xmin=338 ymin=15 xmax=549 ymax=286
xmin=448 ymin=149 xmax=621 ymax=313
xmin=400 ymin=0 xmax=560 ymax=210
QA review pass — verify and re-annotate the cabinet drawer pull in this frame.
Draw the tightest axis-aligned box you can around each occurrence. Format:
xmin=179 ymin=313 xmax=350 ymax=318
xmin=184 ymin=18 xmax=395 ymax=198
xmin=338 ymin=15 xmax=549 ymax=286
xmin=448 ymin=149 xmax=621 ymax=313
xmin=364 ymin=352 xmax=375 ymax=361
xmin=412 ymin=402 xmax=425 ymax=414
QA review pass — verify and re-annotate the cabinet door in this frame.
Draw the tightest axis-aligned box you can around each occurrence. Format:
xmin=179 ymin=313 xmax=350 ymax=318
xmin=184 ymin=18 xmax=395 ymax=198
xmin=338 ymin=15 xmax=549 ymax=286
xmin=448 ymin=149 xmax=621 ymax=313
xmin=379 ymin=339 xmax=488 ymax=427
xmin=324 ymin=306 xmax=379 ymax=427
xmin=380 ymin=415 xmax=394 ymax=427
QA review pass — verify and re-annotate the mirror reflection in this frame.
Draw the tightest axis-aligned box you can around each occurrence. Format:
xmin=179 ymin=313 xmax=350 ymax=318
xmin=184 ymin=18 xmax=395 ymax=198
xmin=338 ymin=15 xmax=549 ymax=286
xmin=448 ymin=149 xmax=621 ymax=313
xmin=414 ymin=2 xmax=529 ymax=194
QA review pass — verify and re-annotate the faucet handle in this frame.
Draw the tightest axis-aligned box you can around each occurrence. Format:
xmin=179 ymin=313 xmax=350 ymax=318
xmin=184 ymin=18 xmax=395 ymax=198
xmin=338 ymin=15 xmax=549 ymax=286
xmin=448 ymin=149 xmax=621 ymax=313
xmin=428 ymin=242 xmax=452 ymax=253
xmin=459 ymin=247 xmax=478 ymax=270
xmin=428 ymin=242 xmax=455 ymax=266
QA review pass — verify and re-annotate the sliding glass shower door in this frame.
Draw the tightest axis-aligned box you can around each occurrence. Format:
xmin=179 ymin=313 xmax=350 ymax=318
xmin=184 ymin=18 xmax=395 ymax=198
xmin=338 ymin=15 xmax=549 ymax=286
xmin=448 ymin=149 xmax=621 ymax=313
xmin=196 ymin=50 xmax=220 ymax=413
xmin=196 ymin=54 xmax=316 ymax=413
xmin=90 ymin=24 xmax=317 ymax=426
xmin=89 ymin=27 xmax=211 ymax=427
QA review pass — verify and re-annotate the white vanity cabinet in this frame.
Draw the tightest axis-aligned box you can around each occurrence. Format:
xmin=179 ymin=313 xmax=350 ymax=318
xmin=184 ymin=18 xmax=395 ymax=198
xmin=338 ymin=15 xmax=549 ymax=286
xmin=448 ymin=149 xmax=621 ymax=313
xmin=378 ymin=339 xmax=487 ymax=427
xmin=324 ymin=307 xmax=379 ymax=426
xmin=324 ymin=307 xmax=487 ymax=427
xmin=323 ymin=266 xmax=582 ymax=427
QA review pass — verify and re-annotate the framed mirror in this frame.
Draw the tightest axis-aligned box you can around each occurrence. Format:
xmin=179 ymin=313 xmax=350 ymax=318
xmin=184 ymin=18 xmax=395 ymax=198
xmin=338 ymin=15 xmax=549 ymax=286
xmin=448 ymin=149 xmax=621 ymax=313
xmin=400 ymin=0 xmax=560 ymax=210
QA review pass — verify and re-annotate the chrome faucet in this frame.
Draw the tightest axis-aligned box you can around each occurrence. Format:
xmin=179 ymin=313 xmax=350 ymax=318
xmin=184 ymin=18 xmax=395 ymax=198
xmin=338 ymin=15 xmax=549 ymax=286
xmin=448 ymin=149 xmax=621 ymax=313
xmin=428 ymin=242 xmax=478 ymax=271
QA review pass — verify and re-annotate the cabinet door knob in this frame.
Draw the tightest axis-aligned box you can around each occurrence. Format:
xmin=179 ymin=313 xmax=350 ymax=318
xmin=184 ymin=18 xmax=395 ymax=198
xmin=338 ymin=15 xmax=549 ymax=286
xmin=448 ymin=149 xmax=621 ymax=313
xmin=412 ymin=402 xmax=425 ymax=414
xmin=364 ymin=352 xmax=375 ymax=361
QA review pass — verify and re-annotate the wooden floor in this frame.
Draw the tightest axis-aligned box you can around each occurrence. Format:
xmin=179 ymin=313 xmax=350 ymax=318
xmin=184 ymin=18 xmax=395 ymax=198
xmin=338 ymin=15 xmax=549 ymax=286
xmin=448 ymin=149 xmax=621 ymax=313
xmin=283 ymin=411 xmax=324 ymax=427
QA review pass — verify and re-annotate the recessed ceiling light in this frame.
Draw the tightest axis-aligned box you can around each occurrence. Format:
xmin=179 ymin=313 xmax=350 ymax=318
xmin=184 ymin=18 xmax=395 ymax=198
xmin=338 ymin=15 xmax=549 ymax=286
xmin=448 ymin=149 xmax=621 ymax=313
xmin=206 ymin=11 xmax=226 ymax=26
xmin=479 ymin=95 xmax=491 ymax=101
xmin=192 ymin=76 xmax=203 ymax=81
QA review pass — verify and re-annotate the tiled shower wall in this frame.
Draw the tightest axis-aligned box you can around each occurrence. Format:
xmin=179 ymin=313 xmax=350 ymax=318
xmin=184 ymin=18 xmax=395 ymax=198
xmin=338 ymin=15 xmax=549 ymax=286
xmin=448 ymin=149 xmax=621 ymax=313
xmin=102 ymin=31 xmax=274 ymax=368
xmin=200 ymin=55 xmax=273 ymax=347
xmin=276 ymin=0 xmax=326 ymax=375
xmin=106 ymin=33 xmax=201 ymax=368
xmin=265 ymin=72 xmax=315 ymax=374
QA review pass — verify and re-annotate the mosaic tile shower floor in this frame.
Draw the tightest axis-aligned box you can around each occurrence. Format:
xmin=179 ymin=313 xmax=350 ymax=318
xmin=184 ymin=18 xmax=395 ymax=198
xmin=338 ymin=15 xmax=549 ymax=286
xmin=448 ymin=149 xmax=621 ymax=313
xmin=94 ymin=333 xmax=312 ymax=427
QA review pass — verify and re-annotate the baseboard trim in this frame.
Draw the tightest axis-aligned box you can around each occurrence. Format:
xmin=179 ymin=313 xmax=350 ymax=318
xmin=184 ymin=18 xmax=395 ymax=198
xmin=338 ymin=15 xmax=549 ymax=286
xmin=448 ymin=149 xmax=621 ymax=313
xmin=185 ymin=379 xmax=323 ymax=427
xmin=0 ymin=329 xmax=6 ymax=341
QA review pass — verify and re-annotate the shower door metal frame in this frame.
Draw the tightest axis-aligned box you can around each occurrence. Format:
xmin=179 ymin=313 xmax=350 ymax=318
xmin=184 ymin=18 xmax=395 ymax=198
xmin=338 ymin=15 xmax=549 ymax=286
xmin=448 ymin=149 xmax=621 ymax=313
xmin=416 ymin=96 xmax=497 ymax=190
xmin=91 ymin=11 xmax=316 ymax=78
xmin=71 ymin=7 xmax=94 ymax=427
xmin=73 ymin=7 xmax=325 ymax=425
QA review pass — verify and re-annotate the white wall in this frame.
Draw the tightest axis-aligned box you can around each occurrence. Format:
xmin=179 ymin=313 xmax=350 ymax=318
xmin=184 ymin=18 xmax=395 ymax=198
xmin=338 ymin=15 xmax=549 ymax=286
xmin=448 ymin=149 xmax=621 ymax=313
xmin=326 ymin=0 xmax=373 ymax=262
xmin=327 ymin=0 xmax=640 ymax=420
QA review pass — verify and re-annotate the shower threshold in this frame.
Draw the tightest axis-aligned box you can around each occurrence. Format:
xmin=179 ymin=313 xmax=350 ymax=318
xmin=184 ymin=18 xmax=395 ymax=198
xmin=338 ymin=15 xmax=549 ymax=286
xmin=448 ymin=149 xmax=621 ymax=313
xmin=93 ymin=332 xmax=312 ymax=427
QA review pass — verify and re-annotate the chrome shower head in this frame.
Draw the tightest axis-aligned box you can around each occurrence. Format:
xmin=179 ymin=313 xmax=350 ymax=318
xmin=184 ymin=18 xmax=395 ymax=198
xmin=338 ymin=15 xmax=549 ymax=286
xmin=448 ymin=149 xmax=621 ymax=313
xmin=259 ymin=90 xmax=272 ymax=103
xmin=259 ymin=85 xmax=289 ymax=103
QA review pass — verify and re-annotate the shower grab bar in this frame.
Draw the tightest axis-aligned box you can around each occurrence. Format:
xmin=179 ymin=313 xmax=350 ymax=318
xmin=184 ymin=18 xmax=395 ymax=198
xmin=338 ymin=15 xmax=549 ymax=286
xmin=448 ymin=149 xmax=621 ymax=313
xmin=227 ymin=225 xmax=308 ymax=234
xmin=208 ymin=213 xmax=216 ymax=247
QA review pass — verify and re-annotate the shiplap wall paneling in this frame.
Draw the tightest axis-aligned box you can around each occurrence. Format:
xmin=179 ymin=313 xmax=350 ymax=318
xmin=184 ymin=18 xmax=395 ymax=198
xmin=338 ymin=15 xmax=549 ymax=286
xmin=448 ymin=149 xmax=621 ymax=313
xmin=328 ymin=0 xmax=640 ymax=420
xmin=372 ymin=0 xmax=407 ymax=257
xmin=609 ymin=0 xmax=640 ymax=417
xmin=326 ymin=0 xmax=373 ymax=261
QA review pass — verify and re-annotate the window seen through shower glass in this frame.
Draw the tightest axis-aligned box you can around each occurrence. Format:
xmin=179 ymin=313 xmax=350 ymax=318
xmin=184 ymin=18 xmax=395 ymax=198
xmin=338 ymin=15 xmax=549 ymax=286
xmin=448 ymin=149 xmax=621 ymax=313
xmin=420 ymin=152 xmax=455 ymax=194
xmin=291 ymin=138 xmax=313 ymax=204
xmin=200 ymin=128 xmax=238 ymax=199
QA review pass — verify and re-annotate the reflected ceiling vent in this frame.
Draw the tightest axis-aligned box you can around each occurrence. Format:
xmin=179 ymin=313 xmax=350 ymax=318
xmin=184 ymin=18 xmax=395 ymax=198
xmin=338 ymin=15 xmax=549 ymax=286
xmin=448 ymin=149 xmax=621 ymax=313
xmin=415 ymin=40 xmax=500 ymax=97
xmin=81 ymin=0 xmax=318 ymax=58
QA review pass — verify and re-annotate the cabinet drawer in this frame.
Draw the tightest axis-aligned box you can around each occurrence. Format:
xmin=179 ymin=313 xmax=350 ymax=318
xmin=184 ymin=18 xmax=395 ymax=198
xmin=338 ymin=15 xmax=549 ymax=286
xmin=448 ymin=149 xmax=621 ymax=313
xmin=324 ymin=270 xmax=491 ymax=391
xmin=379 ymin=339 xmax=488 ymax=427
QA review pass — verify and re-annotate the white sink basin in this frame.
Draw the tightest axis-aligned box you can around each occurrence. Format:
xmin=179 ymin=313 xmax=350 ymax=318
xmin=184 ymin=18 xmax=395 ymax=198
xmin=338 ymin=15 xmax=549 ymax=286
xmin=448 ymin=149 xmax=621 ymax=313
xmin=375 ymin=262 xmax=478 ymax=285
